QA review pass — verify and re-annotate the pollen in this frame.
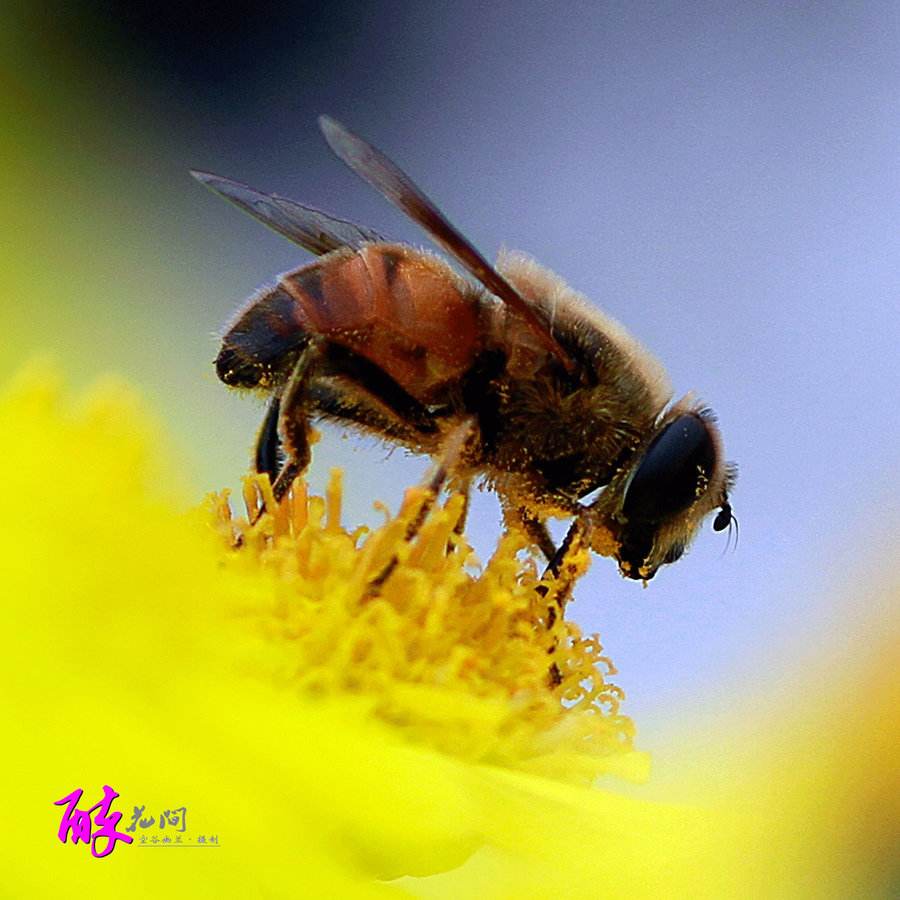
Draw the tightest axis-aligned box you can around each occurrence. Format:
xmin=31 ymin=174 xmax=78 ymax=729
xmin=209 ymin=470 xmax=644 ymax=781
xmin=589 ymin=524 xmax=620 ymax=559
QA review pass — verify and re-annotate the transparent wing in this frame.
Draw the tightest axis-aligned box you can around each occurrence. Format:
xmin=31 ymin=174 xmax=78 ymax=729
xmin=318 ymin=116 xmax=574 ymax=371
xmin=191 ymin=169 xmax=384 ymax=256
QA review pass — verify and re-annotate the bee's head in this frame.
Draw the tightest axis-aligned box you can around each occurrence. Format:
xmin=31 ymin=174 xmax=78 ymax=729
xmin=592 ymin=406 xmax=737 ymax=581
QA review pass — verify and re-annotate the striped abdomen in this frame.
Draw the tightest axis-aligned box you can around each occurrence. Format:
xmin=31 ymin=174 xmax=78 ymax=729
xmin=216 ymin=243 xmax=486 ymax=401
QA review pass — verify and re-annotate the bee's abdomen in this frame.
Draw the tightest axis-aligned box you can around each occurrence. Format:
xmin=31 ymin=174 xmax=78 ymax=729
xmin=279 ymin=243 xmax=485 ymax=402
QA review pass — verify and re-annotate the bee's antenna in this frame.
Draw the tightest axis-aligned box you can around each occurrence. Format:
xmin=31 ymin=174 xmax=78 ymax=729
xmin=727 ymin=512 xmax=739 ymax=553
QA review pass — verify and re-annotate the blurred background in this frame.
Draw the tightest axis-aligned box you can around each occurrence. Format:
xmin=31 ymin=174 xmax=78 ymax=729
xmin=2 ymin=1 xmax=897 ymax=780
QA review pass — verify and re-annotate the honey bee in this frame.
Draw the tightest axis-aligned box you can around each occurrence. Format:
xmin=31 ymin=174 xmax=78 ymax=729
xmin=193 ymin=116 xmax=736 ymax=583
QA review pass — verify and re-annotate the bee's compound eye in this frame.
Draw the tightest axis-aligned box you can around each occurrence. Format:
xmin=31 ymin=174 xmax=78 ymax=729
xmin=623 ymin=414 xmax=717 ymax=523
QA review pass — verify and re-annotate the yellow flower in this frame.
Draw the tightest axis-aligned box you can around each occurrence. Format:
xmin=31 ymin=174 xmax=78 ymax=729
xmin=1 ymin=364 xmax=896 ymax=897
xmin=207 ymin=468 xmax=642 ymax=784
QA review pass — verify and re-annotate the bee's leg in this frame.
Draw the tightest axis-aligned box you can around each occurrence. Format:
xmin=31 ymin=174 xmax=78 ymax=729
xmin=307 ymin=378 xmax=469 ymax=553
xmin=535 ymin=517 xmax=590 ymax=687
xmin=369 ymin=417 xmax=475 ymax=590
xmin=247 ymin=347 xmax=319 ymax=523
xmin=270 ymin=342 xmax=324 ymax=503
xmin=514 ymin=507 xmax=558 ymax=562
xmin=448 ymin=476 xmax=472 ymax=550
xmin=307 ymin=378 xmax=429 ymax=445
xmin=537 ymin=518 xmax=588 ymax=611
xmin=253 ymin=395 xmax=283 ymax=483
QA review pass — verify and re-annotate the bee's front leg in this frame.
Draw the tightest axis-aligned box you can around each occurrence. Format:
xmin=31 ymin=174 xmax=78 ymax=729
xmin=537 ymin=516 xmax=591 ymax=622
xmin=537 ymin=514 xmax=593 ymax=687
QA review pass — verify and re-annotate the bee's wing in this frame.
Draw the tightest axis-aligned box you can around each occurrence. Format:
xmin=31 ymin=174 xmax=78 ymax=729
xmin=318 ymin=116 xmax=574 ymax=371
xmin=191 ymin=170 xmax=384 ymax=256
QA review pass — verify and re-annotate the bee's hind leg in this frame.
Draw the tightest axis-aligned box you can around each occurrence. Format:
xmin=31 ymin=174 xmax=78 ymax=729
xmin=271 ymin=341 xmax=324 ymax=502
xmin=247 ymin=343 xmax=321 ymax=522
xmin=254 ymin=395 xmax=283 ymax=484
